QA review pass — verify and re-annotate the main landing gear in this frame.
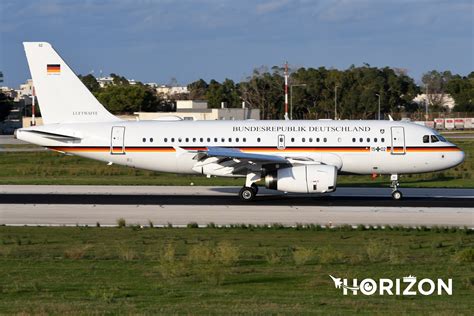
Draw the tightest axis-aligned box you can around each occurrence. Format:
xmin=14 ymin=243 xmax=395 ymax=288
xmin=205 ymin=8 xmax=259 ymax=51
xmin=239 ymin=173 xmax=260 ymax=201
xmin=390 ymin=174 xmax=403 ymax=200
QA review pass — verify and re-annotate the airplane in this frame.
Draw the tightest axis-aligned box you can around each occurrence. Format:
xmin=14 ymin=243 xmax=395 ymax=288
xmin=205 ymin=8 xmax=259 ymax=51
xmin=15 ymin=42 xmax=465 ymax=201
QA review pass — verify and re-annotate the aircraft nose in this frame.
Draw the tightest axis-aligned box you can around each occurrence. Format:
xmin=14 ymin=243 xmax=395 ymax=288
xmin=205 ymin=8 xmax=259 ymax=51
xmin=452 ymin=149 xmax=465 ymax=167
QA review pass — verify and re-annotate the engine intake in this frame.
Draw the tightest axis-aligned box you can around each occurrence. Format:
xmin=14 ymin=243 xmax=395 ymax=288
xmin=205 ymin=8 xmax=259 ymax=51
xmin=265 ymin=165 xmax=337 ymax=193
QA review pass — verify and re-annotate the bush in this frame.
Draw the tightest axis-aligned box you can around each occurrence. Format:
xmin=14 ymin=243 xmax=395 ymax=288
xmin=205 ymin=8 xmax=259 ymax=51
xmin=119 ymin=247 xmax=137 ymax=261
xmin=265 ymin=250 xmax=282 ymax=265
xmin=188 ymin=243 xmax=213 ymax=263
xmin=293 ymin=247 xmax=314 ymax=266
xmin=366 ymin=240 xmax=387 ymax=262
xmin=215 ymin=241 xmax=239 ymax=266
xmin=117 ymin=218 xmax=126 ymax=228
xmin=317 ymin=247 xmax=342 ymax=264
xmin=187 ymin=222 xmax=199 ymax=228
xmin=64 ymin=245 xmax=90 ymax=259
xmin=453 ymin=248 xmax=474 ymax=263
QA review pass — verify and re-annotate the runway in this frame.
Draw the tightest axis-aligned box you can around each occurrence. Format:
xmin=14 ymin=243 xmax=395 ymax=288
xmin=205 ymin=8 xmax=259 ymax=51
xmin=0 ymin=186 xmax=473 ymax=227
xmin=0 ymin=185 xmax=474 ymax=228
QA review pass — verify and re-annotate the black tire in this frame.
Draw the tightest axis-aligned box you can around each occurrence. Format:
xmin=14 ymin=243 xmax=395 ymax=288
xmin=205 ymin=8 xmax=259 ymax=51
xmin=239 ymin=186 xmax=256 ymax=201
xmin=250 ymin=183 xmax=259 ymax=194
xmin=392 ymin=190 xmax=402 ymax=200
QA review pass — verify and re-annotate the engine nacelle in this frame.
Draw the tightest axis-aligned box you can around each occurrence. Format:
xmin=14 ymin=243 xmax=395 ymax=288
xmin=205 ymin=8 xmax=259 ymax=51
xmin=265 ymin=165 xmax=337 ymax=193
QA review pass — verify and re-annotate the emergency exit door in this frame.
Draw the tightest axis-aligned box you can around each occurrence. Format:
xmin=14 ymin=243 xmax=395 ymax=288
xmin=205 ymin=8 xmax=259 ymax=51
xmin=277 ymin=134 xmax=286 ymax=150
xmin=390 ymin=126 xmax=405 ymax=155
xmin=110 ymin=126 xmax=125 ymax=155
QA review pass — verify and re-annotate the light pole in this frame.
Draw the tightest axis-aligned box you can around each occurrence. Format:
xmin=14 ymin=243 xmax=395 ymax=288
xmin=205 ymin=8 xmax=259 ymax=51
xmin=334 ymin=85 xmax=339 ymax=120
xmin=425 ymin=84 xmax=429 ymax=120
xmin=375 ymin=93 xmax=381 ymax=120
xmin=290 ymin=84 xmax=306 ymax=120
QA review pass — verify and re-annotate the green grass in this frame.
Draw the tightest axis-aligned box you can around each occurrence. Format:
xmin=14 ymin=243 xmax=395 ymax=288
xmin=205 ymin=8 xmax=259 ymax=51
xmin=0 ymin=226 xmax=472 ymax=314
xmin=0 ymin=139 xmax=472 ymax=187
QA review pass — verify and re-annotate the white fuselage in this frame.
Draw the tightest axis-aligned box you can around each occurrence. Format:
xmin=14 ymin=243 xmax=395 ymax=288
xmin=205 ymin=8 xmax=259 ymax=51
xmin=16 ymin=119 xmax=464 ymax=177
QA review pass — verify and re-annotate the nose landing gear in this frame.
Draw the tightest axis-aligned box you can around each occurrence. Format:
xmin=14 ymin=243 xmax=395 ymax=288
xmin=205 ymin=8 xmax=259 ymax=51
xmin=390 ymin=174 xmax=403 ymax=200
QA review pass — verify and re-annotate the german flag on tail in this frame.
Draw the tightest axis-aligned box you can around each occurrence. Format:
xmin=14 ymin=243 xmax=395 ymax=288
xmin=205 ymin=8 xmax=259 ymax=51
xmin=47 ymin=64 xmax=60 ymax=74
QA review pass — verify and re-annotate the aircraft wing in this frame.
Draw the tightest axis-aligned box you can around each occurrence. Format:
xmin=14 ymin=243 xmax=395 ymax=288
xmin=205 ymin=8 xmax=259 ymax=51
xmin=180 ymin=146 xmax=319 ymax=177
xmin=202 ymin=146 xmax=288 ymax=163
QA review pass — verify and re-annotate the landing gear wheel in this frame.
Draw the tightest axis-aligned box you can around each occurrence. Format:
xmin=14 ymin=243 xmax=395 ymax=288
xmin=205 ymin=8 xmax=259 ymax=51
xmin=392 ymin=190 xmax=403 ymax=200
xmin=239 ymin=186 xmax=256 ymax=202
xmin=251 ymin=183 xmax=259 ymax=194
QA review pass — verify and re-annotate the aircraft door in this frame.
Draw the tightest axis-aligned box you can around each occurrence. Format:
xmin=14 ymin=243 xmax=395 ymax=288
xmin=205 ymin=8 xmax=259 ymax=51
xmin=390 ymin=126 xmax=405 ymax=155
xmin=277 ymin=134 xmax=286 ymax=150
xmin=110 ymin=126 xmax=125 ymax=155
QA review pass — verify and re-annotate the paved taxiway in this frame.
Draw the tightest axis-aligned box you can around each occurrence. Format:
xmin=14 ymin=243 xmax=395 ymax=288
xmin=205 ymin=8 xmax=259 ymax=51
xmin=0 ymin=186 xmax=473 ymax=227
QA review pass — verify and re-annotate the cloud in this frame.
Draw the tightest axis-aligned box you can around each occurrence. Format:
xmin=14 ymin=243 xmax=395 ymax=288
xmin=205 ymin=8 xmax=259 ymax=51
xmin=255 ymin=0 xmax=290 ymax=14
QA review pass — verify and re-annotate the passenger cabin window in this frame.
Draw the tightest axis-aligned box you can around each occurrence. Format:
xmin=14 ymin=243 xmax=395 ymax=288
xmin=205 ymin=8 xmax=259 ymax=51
xmin=150 ymin=138 xmax=153 ymax=142
xmin=257 ymin=138 xmax=261 ymax=142
xmin=381 ymin=138 xmax=385 ymax=143
xmin=143 ymin=138 xmax=146 ymax=143
xmin=423 ymin=135 xmax=429 ymax=143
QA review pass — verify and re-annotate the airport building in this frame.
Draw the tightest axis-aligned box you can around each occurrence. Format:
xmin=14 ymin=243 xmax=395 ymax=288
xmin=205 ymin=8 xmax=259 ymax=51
xmin=135 ymin=100 xmax=259 ymax=121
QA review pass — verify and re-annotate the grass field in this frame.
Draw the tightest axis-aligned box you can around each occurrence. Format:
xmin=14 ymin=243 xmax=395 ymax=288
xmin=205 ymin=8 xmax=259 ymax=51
xmin=0 ymin=139 xmax=472 ymax=187
xmin=0 ymin=226 xmax=472 ymax=314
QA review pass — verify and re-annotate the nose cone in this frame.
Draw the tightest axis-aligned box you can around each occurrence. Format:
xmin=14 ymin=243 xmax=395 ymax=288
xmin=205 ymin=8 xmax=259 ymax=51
xmin=452 ymin=149 xmax=465 ymax=167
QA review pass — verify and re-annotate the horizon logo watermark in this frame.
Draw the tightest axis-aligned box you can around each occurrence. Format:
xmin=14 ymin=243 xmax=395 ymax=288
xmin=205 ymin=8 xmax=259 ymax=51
xmin=329 ymin=275 xmax=452 ymax=296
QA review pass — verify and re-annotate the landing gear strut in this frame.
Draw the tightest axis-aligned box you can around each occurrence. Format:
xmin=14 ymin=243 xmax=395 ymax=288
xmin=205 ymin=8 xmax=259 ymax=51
xmin=390 ymin=174 xmax=403 ymax=200
xmin=239 ymin=172 xmax=260 ymax=202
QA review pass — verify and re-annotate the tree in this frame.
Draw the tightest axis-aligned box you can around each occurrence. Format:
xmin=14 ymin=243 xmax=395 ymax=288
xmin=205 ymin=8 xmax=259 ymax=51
xmin=421 ymin=70 xmax=453 ymax=111
xmin=188 ymin=79 xmax=208 ymax=100
xmin=0 ymin=92 xmax=13 ymax=122
xmin=240 ymin=66 xmax=284 ymax=119
xmin=78 ymin=74 xmax=100 ymax=93
xmin=96 ymin=85 xmax=161 ymax=113
xmin=447 ymin=74 xmax=474 ymax=112
xmin=110 ymin=73 xmax=129 ymax=85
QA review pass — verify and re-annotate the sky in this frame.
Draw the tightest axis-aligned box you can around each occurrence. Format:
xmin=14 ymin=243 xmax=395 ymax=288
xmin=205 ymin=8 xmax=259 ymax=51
xmin=1 ymin=0 xmax=473 ymax=88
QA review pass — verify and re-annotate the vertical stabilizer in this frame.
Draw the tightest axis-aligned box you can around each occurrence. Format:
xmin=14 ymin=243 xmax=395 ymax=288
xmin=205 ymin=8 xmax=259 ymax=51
xmin=23 ymin=42 xmax=119 ymax=124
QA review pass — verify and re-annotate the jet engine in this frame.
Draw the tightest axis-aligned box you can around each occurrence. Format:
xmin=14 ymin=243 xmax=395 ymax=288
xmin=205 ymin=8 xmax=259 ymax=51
xmin=265 ymin=165 xmax=337 ymax=193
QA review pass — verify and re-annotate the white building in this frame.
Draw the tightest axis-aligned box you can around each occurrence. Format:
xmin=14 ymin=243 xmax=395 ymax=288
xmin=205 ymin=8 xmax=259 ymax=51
xmin=156 ymin=85 xmax=189 ymax=99
xmin=96 ymin=77 xmax=114 ymax=88
xmin=413 ymin=93 xmax=455 ymax=110
xmin=135 ymin=100 xmax=259 ymax=121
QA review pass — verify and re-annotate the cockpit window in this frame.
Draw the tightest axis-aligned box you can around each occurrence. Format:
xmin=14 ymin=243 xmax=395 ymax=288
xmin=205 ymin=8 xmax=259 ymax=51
xmin=423 ymin=135 xmax=429 ymax=143
xmin=438 ymin=135 xmax=447 ymax=142
xmin=431 ymin=135 xmax=439 ymax=143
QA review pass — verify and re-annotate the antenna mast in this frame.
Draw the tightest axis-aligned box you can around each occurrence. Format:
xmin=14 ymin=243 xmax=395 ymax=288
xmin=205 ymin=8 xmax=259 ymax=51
xmin=284 ymin=61 xmax=289 ymax=120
